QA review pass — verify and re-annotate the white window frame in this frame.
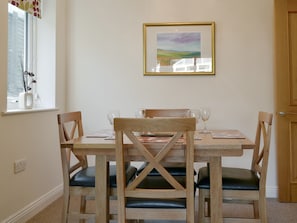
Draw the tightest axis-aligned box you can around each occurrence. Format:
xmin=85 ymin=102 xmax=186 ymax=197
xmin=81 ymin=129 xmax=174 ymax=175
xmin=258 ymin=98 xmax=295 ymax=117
xmin=4 ymin=2 xmax=57 ymax=114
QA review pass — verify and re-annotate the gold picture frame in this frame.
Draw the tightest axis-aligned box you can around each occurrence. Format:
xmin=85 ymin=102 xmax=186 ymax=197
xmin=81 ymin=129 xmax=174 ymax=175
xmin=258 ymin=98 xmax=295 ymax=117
xmin=143 ymin=22 xmax=215 ymax=76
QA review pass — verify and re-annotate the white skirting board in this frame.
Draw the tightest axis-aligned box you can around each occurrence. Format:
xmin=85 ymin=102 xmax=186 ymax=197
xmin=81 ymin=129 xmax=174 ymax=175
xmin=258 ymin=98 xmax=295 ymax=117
xmin=266 ymin=186 xmax=278 ymax=198
xmin=1 ymin=184 xmax=63 ymax=223
xmin=1 ymin=185 xmax=278 ymax=223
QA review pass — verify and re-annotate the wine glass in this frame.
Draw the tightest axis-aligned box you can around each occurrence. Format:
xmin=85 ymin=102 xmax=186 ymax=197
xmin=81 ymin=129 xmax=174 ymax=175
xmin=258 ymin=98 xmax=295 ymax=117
xmin=107 ymin=110 xmax=120 ymax=137
xmin=135 ymin=108 xmax=144 ymax=118
xmin=190 ymin=109 xmax=201 ymax=128
xmin=201 ymin=108 xmax=211 ymax=133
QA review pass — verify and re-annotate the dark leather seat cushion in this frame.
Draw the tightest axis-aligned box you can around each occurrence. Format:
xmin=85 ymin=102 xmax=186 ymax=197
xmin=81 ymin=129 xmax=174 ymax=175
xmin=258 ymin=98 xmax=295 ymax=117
xmin=197 ymin=166 xmax=259 ymax=190
xmin=126 ymin=198 xmax=186 ymax=209
xmin=137 ymin=175 xmax=191 ymax=189
xmin=70 ymin=165 xmax=137 ymax=187
xmin=137 ymin=162 xmax=197 ymax=176
xmin=125 ymin=175 xmax=196 ymax=209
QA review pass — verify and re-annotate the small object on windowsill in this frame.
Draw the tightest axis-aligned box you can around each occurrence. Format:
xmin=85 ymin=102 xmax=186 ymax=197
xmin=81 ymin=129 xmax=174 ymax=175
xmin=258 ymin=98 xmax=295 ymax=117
xmin=18 ymin=60 xmax=37 ymax=109
xmin=18 ymin=92 xmax=33 ymax=109
xmin=20 ymin=60 xmax=37 ymax=94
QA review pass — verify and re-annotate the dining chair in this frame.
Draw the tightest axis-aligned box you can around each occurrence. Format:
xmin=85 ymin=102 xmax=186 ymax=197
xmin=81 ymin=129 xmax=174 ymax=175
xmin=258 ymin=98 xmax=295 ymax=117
xmin=114 ymin=117 xmax=196 ymax=223
xmin=143 ymin=108 xmax=191 ymax=118
xmin=57 ymin=111 xmax=137 ymax=223
xmin=138 ymin=108 xmax=193 ymax=176
xmin=197 ymin=111 xmax=273 ymax=223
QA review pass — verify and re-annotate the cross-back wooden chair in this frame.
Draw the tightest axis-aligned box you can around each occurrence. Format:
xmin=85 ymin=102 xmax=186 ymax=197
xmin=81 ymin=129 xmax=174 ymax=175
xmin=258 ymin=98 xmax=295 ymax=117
xmin=197 ymin=111 xmax=273 ymax=223
xmin=138 ymin=108 xmax=194 ymax=176
xmin=114 ymin=117 xmax=196 ymax=223
xmin=57 ymin=111 xmax=137 ymax=223
xmin=143 ymin=108 xmax=191 ymax=118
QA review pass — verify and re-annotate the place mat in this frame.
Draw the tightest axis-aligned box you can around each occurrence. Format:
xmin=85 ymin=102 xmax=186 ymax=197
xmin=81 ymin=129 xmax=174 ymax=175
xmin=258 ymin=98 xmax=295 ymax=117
xmin=141 ymin=132 xmax=201 ymax=140
xmin=211 ymin=130 xmax=246 ymax=139
xmin=104 ymin=136 xmax=115 ymax=140
xmin=138 ymin=137 xmax=184 ymax=143
xmin=86 ymin=130 xmax=112 ymax=138
xmin=194 ymin=135 xmax=202 ymax=140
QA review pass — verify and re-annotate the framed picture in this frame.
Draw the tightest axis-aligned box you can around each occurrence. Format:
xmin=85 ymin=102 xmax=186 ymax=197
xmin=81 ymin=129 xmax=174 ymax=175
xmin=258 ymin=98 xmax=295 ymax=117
xmin=143 ymin=22 xmax=215 ymax=76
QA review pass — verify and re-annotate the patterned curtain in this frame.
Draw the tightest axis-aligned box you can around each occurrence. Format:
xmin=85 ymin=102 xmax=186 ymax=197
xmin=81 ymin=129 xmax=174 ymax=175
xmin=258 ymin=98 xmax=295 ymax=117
xmin=8 ymin=0 xmax=41 ymax=18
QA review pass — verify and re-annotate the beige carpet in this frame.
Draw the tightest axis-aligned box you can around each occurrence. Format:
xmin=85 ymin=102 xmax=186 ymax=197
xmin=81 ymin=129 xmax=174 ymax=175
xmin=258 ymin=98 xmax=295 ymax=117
xmin=26 ymin=196 xmax=297 ymax=223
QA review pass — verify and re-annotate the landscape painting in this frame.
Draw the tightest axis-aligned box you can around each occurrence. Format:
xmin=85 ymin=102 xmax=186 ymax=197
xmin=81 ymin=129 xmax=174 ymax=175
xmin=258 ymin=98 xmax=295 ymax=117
xmin=157 ymin=32 xmax=201 ymax=66
xmin=143 ymin=22 xmax=215 ymax=76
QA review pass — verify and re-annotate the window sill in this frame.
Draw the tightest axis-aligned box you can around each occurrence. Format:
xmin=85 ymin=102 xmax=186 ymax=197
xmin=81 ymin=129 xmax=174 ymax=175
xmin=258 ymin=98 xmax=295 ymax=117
xmin=2 ymin=107 xmax=59 ymax=116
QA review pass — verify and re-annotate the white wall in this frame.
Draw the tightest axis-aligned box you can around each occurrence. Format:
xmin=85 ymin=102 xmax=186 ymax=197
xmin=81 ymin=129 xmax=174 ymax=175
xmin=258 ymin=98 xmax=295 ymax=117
xmin=0 ymin=0 xmax=67 ymax=222
xmin=66 ymin=0 xmax=276 ymax=194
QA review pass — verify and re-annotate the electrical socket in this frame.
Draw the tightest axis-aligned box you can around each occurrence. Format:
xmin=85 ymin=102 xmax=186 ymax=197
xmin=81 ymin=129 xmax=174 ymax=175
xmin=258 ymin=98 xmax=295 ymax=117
xmin=14 ymin=158 xmax=27 ymax=174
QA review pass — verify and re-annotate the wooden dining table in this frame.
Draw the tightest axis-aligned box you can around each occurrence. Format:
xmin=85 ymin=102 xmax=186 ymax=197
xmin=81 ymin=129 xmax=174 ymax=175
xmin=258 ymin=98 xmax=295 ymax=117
xmin=61 ymin=130 xmax=255 ymax=223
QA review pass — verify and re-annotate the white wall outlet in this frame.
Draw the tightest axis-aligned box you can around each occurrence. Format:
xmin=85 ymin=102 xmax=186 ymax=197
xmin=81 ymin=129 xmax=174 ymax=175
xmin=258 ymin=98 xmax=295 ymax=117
xmin=14 ymin=158 xmax=27 ymax=174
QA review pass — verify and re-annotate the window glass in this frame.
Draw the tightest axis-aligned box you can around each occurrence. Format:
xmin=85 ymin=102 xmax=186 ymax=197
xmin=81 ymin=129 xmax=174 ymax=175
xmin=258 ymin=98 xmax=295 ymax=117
xmin=7 ymin=4 xmax=36 ymax=109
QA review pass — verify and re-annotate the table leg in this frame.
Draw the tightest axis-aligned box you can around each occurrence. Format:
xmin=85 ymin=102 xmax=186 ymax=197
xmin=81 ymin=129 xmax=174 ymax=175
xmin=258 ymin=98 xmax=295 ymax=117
xmin=209 ymin=157 xmax=223 ymax=223
xmin=95 ymin=155 xmax=109 ymax=223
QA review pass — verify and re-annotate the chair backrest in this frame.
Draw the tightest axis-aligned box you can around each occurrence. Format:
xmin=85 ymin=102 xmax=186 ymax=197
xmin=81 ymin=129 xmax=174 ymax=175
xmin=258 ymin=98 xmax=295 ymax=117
xmin=57 ymin=111 xmax=88 ymax=182
xmin=251 ymin=111 xmax=273 ymax=190
xmin=114 ymin=117 xmax=196 ymax=220
xmin=144 ymin=108 xmax=191 ymax=118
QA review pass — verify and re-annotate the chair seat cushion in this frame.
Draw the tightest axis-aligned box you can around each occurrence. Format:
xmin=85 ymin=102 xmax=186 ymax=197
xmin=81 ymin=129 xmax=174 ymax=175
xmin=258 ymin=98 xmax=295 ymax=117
xmin=137 ymin=175 xmax=191 ymax=189
xmin=70 ymin=165 xmax=137 ymax=187
xmin=137 ymin=162 xmax=197 ymax=176
xmin=125 ymin=175 xmax=196 ymax=209
xmin=197 ymin=166 xmax=259 ymax=190
xmin=126 ymin=198 xmax=186 ymax=209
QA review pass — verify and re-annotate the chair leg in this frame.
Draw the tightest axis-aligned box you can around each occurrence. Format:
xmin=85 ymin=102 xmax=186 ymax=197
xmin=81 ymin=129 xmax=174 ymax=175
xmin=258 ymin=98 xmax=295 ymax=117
xmin=79 ymin=195 xmax=87 ymax=223
xmin=206 ymin=198 xmax=210 ymax=217
xmin=259 ymin=197 xmax=267 ymax=223
xmin=198 ymin=189 xmax=207 ymax=223
xmin=62 ymin=191 xmax=70 ymax=223
xmin=253 ymin=200 xmax=259 ymax=218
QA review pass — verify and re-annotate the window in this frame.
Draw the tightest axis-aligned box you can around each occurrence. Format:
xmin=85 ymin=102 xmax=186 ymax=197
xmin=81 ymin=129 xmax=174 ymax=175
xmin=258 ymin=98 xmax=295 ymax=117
xmin=7 ymin=3 xmax=37 ymax=110
xmin=4 ymin=1 xmax=56 ymax=114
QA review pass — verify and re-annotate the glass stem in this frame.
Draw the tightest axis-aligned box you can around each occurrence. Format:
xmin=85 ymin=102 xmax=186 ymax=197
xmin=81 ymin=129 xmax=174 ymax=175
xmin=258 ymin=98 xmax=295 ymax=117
xmin=203 ymin=121 xmax=207 ymax=131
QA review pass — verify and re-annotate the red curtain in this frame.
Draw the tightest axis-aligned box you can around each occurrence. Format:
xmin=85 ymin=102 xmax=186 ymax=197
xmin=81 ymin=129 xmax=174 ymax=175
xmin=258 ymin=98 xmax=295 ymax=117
xmin=8 ymin=0 xmax=41 ymax=18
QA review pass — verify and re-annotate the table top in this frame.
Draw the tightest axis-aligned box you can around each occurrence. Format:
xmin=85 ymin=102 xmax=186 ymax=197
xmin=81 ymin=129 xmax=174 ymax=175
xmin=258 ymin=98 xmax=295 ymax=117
xmin=61 ymin=130 xmax=255 ymax=160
